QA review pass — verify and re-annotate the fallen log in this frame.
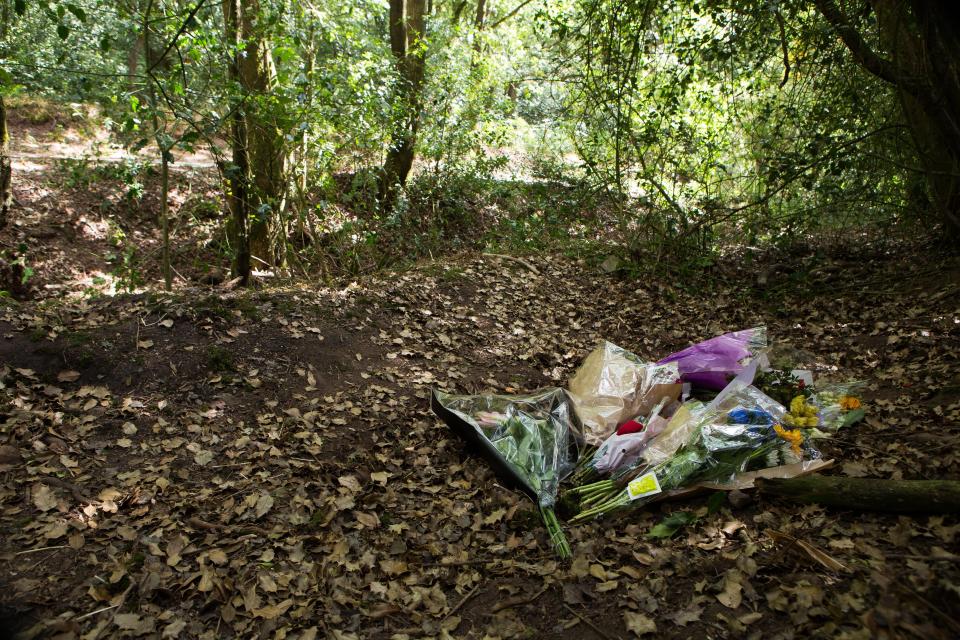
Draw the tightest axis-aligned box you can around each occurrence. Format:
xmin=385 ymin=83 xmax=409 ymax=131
xmin=755 ymin=476 xmax=960 ymax=514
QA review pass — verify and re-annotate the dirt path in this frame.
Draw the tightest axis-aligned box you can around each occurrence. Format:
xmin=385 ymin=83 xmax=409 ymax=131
xmin=1 ymin=246 xmax=958 ymax=639
xmin=7 ymin=101 xmax=218 ymax=173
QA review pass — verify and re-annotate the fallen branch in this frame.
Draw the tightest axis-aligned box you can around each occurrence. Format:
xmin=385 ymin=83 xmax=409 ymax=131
xmin=482 ymin=253 xmax=540 ymax=275
xmin=756 ymin=476 xmax=960 ymax=514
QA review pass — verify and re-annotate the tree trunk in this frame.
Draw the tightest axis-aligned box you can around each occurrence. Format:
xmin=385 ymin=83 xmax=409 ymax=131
xmin=815 ymin=0 xmax=960 ymax=240
xmin=756 ymin=476 xmax=960 ymax=514
xmin=159 ymin=151 xmax=171 ymax=289
xmin=222 ymin=0 xmax=251 ymax=284
xmin=128 ymin=33 xmax=143 ymax=95
xmin=1 ymin=0 xmax=10 ymax=40
xmin=380 ymin=0 xmax=428 ymax=207
xmin=142 ymin=4 xmax=172 ymax=291
xmin=300 ymin=18 xmax=316 ymax=195
xmin=237 ymin=0 xmax=285 ymax=268
xmin=0 ymin=95 xmax=11 ymax=229
xmin=473 ymin=0 xmax=486 ymax=55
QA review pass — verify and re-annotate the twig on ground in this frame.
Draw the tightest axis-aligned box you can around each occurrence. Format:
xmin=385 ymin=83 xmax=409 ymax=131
xmin=75 ymin=603 xmax=121 ymax=621
xmin=15 ymin=545 xmax=68 ymax=555
xmin=562 ymin=604 xmax=621 ymax=640
xmin=901 ymin=581 xmax=960 ymax=634
xmin=416 ymin=558 xmax=500 ymax=568
xmin=442 ymin=583 xmax=480 ymax=621
xmin=186 ymin=516 xmax=270 ymax=536
xmin=491 ymin=584 xmax=549 ymax=612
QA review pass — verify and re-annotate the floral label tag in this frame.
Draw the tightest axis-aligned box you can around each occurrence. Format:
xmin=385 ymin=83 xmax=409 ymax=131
xmin=626 ymin=472 xmax=662 ymax=501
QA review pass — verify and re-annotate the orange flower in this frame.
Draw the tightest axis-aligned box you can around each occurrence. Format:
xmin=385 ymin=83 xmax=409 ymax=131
xmin=774 ymin=423 xmax=803 ymax=456
xmin=840 ymin=396 xmax=861 ymax=411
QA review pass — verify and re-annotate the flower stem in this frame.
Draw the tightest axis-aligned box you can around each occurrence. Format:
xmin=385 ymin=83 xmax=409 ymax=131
xmin=541 ymin=507 xmax=571 ymax=558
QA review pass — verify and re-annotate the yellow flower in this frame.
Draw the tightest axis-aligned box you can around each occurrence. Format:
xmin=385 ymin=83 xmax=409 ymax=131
xmin=774 ymin=423 xmax=803 ymax=455
xmin=790 ymin=396 xmax=806 ymax=415
xmin=840 ymin=396 xmax=861 ymax=411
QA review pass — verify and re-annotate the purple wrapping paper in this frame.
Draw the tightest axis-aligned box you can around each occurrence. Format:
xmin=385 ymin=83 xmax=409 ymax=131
xmin=657 ymin=327 xmax=764 ymax=391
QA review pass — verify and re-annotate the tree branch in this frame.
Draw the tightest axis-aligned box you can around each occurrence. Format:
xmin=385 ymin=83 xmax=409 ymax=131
xmin=813 ymin=0 xmax=903 ymax=84
xmin=148 ymin=0 xmax=210 ymax=73
xmin=488 ymin=0 xmax=535 ymax=30
xmin=775 ymin=10 xmax=790 ymax=88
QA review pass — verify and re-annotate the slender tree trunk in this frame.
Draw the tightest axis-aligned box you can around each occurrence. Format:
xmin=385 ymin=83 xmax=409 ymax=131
xmin=1 ymin=0 xmax=11 ymax=41
xmin=159 ymin=152 xmax=171 ymax=289
xmin=380 ymin=0 xmax=428 ymax=207
xmin=142 ymin=3 xmax=172 ymax=290
xmin=223 ymin=0 xmax=251 ymax=284
xmin=237 ymin=0 xmax=285 ymax=268
xmin=300 ymin=19 xmax=316 ymax=195
xmin=128 ymin=34 xmax=143 ymax=95
xmin=0 ymin=95 xmax=11 ymax=229
xmin=473 ymin=0 xmax=486 ymax=57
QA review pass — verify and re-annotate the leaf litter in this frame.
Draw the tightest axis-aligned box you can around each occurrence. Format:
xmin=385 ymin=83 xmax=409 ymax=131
xmin=0 ymin=244 xmax=958 ymax=639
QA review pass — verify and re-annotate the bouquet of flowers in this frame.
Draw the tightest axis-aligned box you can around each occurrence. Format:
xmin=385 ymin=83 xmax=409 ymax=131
xmin=657 ymin=326 xmax=767 ymax=391
xmin=570 ymin=396 xmax=673 ymax=484
xmin=431 ymin=388 xmax=578 ymax=557
xmin=808 ymin=382 xmax=866 ymax=435
xmin=567 ymin=341 xmax=681 ymax=445
xmin=569 ymin=382 xmax=820 ymax=522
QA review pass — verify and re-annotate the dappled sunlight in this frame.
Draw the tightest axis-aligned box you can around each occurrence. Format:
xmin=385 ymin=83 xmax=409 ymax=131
xmin=1 ymin=0 xmax=958 ymax=637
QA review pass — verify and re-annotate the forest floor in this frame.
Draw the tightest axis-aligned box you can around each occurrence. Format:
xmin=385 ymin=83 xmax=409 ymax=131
xmin=1 ymin=101 xmax=960 ymax=640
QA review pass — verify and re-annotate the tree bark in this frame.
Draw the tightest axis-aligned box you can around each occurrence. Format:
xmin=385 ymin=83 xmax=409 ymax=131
xmin=756 ymin=476 xmax=960 ymax=514
xmin=237 ymin=0 xmax=285 ymax=267
xmin=381 ymin=0 xmax=428 ymax=207
xmin=0 ymin=95 xmax=11 ymax=229
xmin=300 ymin=18 xmax=316 ymax=196
xmin=1 ymin=0 xmax=10 ymax=41
xmin=128 ymin=33 xmax=143 ymax=95
xmin=814 ymin=0 xmax=960 ymax=240
xmin=474 ymin=0 xmax=486 ymax=51
xmin=222 ymin=0 xmax=251 ymax=284
xmin=142 ymin=2 xmax=172 ymax=291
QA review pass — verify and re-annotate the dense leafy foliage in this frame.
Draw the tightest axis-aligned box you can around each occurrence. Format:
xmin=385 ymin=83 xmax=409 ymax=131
xmin=0 ymin=0 xmax=955 ymax=280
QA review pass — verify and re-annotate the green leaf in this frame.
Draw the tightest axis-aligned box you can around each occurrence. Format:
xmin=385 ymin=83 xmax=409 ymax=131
xmin=706 ymin=491 xmax=725 ymax=515
xmin=178 ymin=130 xmax=200 ymax=147
xmin=66 ymin=3 xmax=86 ymax=22
xmin=840 ymin=408 xmax=865 ymax=428
xmin=57 ymin=23 xmax=69 ymax=39
xmin=646 ymin=510 xmax=698 ymax=539
xmin=100 ymin=36 xmax=111 ymax=53
xmin=14 ymin=0 xmax=26 ymax=16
